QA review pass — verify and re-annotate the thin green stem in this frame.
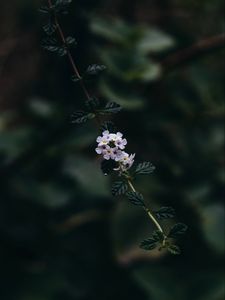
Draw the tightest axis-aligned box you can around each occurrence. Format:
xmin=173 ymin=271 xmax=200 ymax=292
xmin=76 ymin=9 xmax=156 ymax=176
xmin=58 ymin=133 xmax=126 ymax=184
xmin=127 ymin=179 xmax=136 ymax=192
xmin=145 ymin=208 xmax=164 ymax=233
xmin=127 ymin=179 xmax=164 ymax=234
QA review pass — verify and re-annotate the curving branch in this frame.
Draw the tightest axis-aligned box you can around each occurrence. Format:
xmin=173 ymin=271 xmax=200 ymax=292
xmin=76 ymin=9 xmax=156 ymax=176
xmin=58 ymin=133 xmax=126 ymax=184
xmin=162 ymin=33 xmax=225 ymax=70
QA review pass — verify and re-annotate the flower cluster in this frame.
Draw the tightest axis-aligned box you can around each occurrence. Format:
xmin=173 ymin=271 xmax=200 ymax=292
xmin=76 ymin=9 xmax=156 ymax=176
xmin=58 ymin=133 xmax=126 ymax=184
xmin=95 ymin=130 xmax=135 ymax=171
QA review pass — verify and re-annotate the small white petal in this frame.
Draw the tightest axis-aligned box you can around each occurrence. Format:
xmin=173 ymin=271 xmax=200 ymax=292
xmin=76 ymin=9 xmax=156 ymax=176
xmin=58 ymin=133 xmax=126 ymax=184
xmin=103 ymin=130 xmax=109 ymax=136
xmin=116 ymin=132 xmax=123 ymax=138
xmin=119 ymin=145 xmax=125 ymax=150
xmin=104 ymin=155 xmax=110 ymax=160
xmin=95 ymin=148 xmax=102 ymax=154
xmin=109 ymin=133 xmax=117 ymax=141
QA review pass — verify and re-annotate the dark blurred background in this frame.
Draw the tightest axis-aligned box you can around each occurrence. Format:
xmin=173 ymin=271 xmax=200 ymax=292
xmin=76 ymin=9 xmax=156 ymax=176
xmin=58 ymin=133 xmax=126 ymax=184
xmin=0 ymin=0 xmax=224 ymax=299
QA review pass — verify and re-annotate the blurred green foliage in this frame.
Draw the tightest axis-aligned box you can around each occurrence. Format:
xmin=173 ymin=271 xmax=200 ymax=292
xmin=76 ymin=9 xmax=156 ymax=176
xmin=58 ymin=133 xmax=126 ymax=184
xmin=0 ymin=0 xmax=224 ymax=300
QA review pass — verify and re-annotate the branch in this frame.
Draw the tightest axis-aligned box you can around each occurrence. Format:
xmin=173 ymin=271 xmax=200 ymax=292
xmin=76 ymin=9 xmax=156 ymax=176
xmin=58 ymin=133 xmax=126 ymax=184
xmin=162 ymin=33 xmax=225 ymax=70
xmin=0 ymin=1 xmax=101 ymax=178
xmin=127 ymin=179 xmax=164 ymax=234
xmin=47 ymin=0 xmax=91 ymax=100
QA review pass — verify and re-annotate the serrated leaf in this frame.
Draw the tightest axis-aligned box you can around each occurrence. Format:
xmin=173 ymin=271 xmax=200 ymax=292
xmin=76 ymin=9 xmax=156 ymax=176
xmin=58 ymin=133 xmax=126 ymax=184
xmin=168 ymin=223 xmax=188 ymax=239
xmin=71 ymin=75 xmax=82 ymax=82
xmin=85 ymin=97 xmax=100 ymax=111
xmin=152 ymin=230 xmax=164 ymax=242
xmin=39 ymin=6 xmax=50 ymax=14
xmin=135 ymin=162 xmax=155 ymax=175
xmin=112 ymin=181 xmax=128 ymax=196
xmin=43 ymin=45 xmax=60 ymax=53
xmin=167 ymin=244 xmax=181 ymax=255
xmin=43 ymin=20 xmax=57 ymax=35
xmin=57 ymin=46 xmax=67 ymax=57
xmin=101 ymin=159 xmax=117 ymax=175
xmin=66 ymin=36 xmax=76 ymax=46
xmin=71 ymin=111 xmax=95 ymax=124
xmin=42 ymin=37 xmax=67 ymax=56
xmin=101 ymin=121 xmax=117 ymax=133
xmin=42 ymin=37 xmax=59 ymax=53
xmin=86 ymin=64 xmax=107 ymax=76
xmin=155 ymin=206 xmax=175 ymax=220
xmin=140 ymin=238 xmax=157 ymax=250
xmin=98 ymin=102 xmax=122 ymax=115
xmin=126 ymin=191 xmax=145 ymax=207
xmin=42 ymin=37 xmax=57 ymax=44
xmin=54 ymin=0 xmax=72 ymax=14
xmin=104 ymin=101 xmax=122 ymax=114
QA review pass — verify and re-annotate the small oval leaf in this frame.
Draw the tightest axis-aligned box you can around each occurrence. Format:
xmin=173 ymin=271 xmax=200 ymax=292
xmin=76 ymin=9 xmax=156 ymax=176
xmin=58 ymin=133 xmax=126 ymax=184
xmin=112 ymin=181 xmax=128 ymax=196
xmin=140 ymin=238 xmax=157 ymax=250
xmin=168 ymin=223 xmax=188 ymax=239
xmin=126 ymin=191 xmax=145 ymax=207
xmin=135 ymin=162 xmax=155 ymax=175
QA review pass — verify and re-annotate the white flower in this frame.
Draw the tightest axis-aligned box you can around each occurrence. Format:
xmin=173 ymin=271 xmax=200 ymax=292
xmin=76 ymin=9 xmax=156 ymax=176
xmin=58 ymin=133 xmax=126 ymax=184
xmin=115 ymin=137 xmax=127 ymax=150
xmin=95 ymin=130 xmax=135 ymax=172
xmin=109 ymin=132 xmax=122 ymax=141
xmin=113 ymin=148 xmax=123 ymax=161
xmin=127 ymin=153 xmax=135 ymax=168
xmin=119 ymin=152 xmax=135 ymax=170
xmin=102 ymin=130 xmax=110 ymax=137
xmin=102 ymin=146 xmax=116 ymax=160
xmin=95 ymin=144 xmax=108 ymax=154
xmin=96 ymin=131 xmax=110 ymax=146
xmin=108 ymin=132 xmax=127 ymax=149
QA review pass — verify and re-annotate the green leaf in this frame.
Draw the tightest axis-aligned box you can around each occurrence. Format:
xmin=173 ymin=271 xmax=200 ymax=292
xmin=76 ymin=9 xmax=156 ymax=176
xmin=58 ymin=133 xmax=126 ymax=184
xmin=101 ymin=121 xmax=117 ymax=133
xmin=101 ymin=159 xmax=117 ymax=175
xmin=140 ymin=238 xmax=157 ymax=250
xmin=152 ymin=230 xmax=164 ymax=242
xmin=140 ymin=230 xmax=165 ymax=251
xmin=57 ymin=46 xmax=67 ymax=56
xmin=43 ymin=20 xmax=57 ymax=35
xmin=126 ymin=191 xmax=145 ymax=207
xmin=85 ymin=97 xmax=100 ymax=111
xmin=168 ymin=223 xmax=188 ymax=239
xmin=112 ymin=181 xmax=128 ymax=196
xmin=90 ymin=18 xmax=130 ymax=44
xmin=66 ymin=36 xmax=76 ymax=47
xmin=39 ymin=6 xmax=50 ymax=14
xmin=54 ymin=0 xmax=72 ymax=14
xmin=42 ymin=38 xmax=68 ymax=57
xmin=100 ymin=80 xmax=146 ymax=110
xmin=154 ymin=207 xmax=175 ymax=220
xmin=71 ymin=75 xmax=82 ymax=82
xmin=135 ymin=162 xmax=155 ymax=175
xmin=42 ymin=37 xmax=59 ymax=53
xmin=86 ymin=64 xmax=107 ymax=76
xmin=98 ymin=102 xmax=122 ymax=115
xmin=167 ymin=244 xmax=181 ymax=255
xmin=138 ymin=28 xmax=175 ymax=54
xmin=71 ymin=111 xmax=95 ymax=124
